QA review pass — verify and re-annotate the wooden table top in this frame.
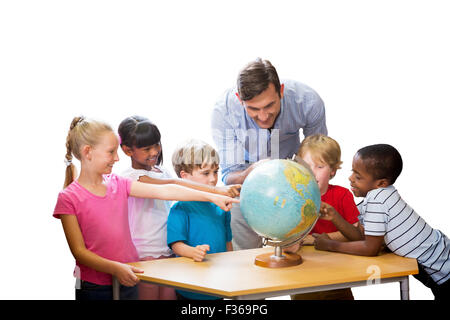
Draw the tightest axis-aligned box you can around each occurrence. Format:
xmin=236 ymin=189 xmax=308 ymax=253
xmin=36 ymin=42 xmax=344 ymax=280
xmin=128 ymin=246 xmax=418 ymax=298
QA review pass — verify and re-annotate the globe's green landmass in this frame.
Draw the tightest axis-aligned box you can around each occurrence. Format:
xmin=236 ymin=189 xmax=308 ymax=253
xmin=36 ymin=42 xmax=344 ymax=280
xmin=285 ymin=199 xmax=318 ymax=238
xmin=240 ymin=159 xmax=321 ymax=242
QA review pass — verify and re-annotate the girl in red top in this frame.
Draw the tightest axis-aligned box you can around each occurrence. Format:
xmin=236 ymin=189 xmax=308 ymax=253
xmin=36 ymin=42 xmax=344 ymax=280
xmin=289 ymin=134 xmax=360 ymax=300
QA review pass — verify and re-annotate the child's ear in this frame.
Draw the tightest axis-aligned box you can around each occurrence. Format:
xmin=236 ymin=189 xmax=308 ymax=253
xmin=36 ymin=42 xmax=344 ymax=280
xmin=121 ymin=145 xmax=132 ymax=156
xmin=376 ymin=178 xmax=390 ymax=188
xmin=179 ymin=170 xmax=190 ymax=179
xmin=81 ymin=144 xmax=92 ymax=161
xmin=330 ymin=169 xmax=337 ymax=180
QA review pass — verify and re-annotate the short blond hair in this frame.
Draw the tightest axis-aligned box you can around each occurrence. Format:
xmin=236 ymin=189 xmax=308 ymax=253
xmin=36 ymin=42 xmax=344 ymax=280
xmin=172 ymin=139 xmax=220 ymax=178
xmin=297 ymin=134 xmax=343 ymax=178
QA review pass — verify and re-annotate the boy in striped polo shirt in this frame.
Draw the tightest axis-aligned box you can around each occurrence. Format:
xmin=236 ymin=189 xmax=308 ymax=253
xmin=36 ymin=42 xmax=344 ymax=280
xmin=314 ymin=144 xmax=449 ymax=300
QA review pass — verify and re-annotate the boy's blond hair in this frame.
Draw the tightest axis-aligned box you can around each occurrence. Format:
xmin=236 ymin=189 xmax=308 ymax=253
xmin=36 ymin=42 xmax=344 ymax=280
xmin=297 ymin=134 xmax=343 ymax=178
xmin=172 ymin=139 xmax=220 ymax=178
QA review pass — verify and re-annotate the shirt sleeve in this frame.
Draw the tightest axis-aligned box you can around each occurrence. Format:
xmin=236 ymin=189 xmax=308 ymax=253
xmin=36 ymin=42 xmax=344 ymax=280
xmin=363 ymin=201 xmax=389 ymax=236
xmin=302 ymin=90 xmax=328 ymax=137
xmin=211 ymin=94 xmax=250 ymax=184
xmin=125 ymin=177 xmax=133 ymax=196
xmin=167 ymin=204 xmax=189 ymax=248
xmin=53 ymin=191 xmax=76 ymax=219
xmin=116 ymin=174 xmax=133 ymax=196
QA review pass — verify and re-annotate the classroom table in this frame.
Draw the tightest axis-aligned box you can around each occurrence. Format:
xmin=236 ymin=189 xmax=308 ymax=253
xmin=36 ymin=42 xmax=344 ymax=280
xmin=112 ymin=246 xmax=418 ymax=300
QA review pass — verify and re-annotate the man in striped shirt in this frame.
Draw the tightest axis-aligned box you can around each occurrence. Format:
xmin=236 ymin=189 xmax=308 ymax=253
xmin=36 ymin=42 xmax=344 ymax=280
xmin=314 ymin=144 xmax=449 ymax=300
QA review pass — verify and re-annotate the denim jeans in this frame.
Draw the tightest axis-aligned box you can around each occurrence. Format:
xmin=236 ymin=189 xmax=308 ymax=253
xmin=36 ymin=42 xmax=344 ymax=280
xmin=75 ymin=280 xmax=138 ymax=300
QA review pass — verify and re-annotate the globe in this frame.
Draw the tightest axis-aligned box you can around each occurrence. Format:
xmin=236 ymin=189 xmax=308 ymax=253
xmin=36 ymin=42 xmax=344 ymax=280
xmin=240 ymin=159 xmax=321 ymax=246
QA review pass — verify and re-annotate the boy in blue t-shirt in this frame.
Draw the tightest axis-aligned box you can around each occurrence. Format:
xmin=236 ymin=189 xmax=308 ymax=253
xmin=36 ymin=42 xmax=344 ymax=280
xmin=167 ymin=139 xmax=233 ymax=300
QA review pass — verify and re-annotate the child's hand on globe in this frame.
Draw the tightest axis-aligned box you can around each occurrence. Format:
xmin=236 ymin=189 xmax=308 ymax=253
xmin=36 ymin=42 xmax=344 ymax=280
xmin=319 ymin=202 xmax=338 ymax=221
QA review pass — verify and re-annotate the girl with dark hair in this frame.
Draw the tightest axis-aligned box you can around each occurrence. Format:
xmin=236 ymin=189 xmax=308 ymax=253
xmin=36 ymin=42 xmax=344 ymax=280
xmin=118 ymin=116 xmax=240 ymax=300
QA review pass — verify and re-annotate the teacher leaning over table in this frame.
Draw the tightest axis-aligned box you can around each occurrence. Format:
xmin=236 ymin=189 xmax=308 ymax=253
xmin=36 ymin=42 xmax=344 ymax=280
xmin=211 ymin=58 xmax=328 ymax=250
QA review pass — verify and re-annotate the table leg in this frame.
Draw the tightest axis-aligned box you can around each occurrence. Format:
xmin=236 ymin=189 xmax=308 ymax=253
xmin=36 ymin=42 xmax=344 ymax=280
xmin=400 ymin=276 xmax=410 ymax=300
xmin=112 ymin=277 xmax=120 ymax=300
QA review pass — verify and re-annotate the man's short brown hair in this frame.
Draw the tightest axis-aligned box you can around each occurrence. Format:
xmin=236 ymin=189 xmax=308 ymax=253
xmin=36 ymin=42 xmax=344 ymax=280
xmin=237 ymin=58 xmax=281 ymax=101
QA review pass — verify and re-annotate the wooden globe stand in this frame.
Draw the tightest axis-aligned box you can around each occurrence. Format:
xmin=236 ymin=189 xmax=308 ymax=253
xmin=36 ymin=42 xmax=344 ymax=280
xmin=254 ymin=245 xmax=303 ymax=268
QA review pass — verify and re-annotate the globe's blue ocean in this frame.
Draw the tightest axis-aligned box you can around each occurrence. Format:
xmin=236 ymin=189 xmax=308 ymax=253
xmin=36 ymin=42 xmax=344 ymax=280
xmin=240 ymin=159 xmax=321 ymax=241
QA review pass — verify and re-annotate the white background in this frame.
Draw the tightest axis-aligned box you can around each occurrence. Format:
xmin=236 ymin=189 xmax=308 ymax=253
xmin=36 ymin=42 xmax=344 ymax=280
xmin=1 ymin=0 xmax=448 ymax=300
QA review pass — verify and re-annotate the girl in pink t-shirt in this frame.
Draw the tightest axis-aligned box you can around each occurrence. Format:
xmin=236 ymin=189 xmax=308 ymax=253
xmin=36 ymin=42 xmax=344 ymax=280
xmin=53 ymin=116 xmax=238 ymax=300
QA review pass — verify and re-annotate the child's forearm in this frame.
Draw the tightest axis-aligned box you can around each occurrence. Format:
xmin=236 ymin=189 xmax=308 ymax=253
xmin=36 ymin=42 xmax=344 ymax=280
xmin=171 ymin=241 xmax=195 ymax=259
xmin=171 ymin=242 xmax=210 ymax=262
xmin=331 ymin=214 xmax=364 ymax=241
xmin=60 ymin=215 xmax=142 ymax=287
xmin=73 ymin=245 xmax=121 ymax=275
xmin=132 ymin=182 xmax=214 ymax=202
xmin=139 ymin=175 xmax=221 ymax=195
xmin=174 ymin=178 xmax=218 ymax=194
xmin=61 ymin=215 xmax=118 ymax=274
xmin=131 ymin=181 xmax=238 ymax=211
xmin=165 ymin=184 xmax=218 ymax=202
xmin=316 ymin=235 xmax=384 ymax=257
xmin=74 ymin=250 xmax=142 ymax=286
xmin=327 ymin=240 xmax=379 ymax=256
xmin=171 ymin=178 xmax=239 ymax=197
xmin=139 ymin=176 xmax=240 ymax=198
xmin=326 ymin=231 xmax=350 ymax=242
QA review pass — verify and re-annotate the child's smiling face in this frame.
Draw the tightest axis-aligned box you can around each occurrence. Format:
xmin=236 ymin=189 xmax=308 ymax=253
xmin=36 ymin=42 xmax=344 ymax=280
xmin=127 ymin=143 xmax=161 ymax=170
xmin=348 ymin=154 xmax=382 ymax=197
xmin=87 ymin=131 xmax=120 ymax=175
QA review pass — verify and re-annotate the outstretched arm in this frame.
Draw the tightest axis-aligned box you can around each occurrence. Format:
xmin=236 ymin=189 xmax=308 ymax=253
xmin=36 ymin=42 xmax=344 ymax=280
xmin=314 ymin=233 xmax=385 ymax=256
xmin=224 ymin=159 xmax=271 ymax=185
xmin=138 ymin=175 xmax=241 ymax=198
xmin=130 ymin=181 xmax=239 ymax=211
xmin=320 ymin=202 xmax=364 ymax=241
xmin=225 ymin=168 xmax=252 ymax=185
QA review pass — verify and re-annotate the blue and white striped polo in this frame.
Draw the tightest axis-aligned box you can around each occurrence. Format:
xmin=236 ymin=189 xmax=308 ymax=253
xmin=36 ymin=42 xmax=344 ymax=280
xmin=358 ymin=185 xmax=450 ymax=285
